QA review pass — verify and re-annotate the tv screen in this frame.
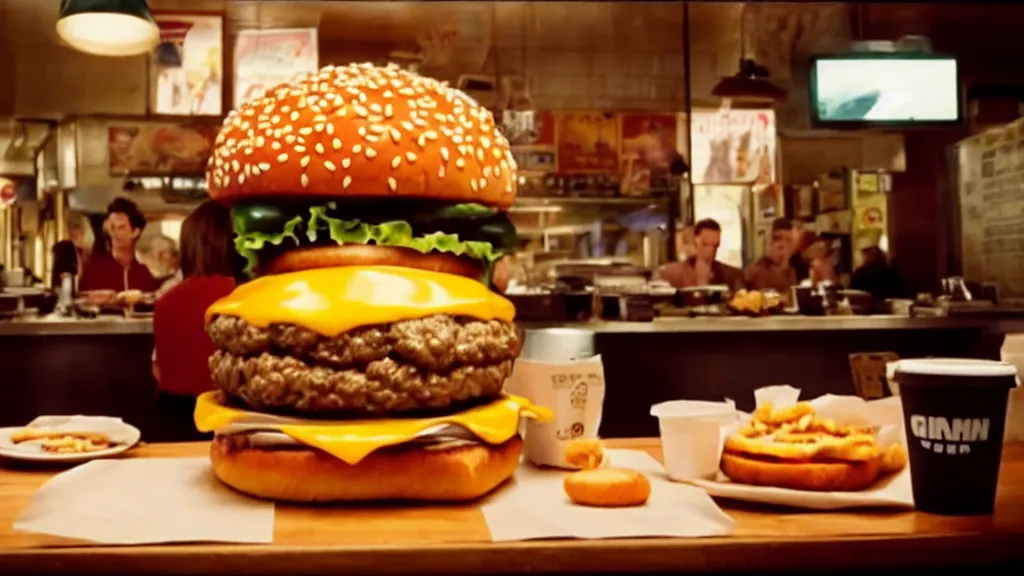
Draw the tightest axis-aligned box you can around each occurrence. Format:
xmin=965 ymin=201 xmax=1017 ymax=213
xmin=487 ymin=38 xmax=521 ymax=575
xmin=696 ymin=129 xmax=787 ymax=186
xmin=810 ymin=55 xmax=960 ymax=126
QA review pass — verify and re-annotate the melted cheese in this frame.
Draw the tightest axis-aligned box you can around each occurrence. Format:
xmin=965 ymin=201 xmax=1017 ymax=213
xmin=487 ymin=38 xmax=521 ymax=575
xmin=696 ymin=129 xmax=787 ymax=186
xmin=194 ymin=391 xmax=552 ymax=465
xmin=205 ymin=266 xmax=515 ymax=336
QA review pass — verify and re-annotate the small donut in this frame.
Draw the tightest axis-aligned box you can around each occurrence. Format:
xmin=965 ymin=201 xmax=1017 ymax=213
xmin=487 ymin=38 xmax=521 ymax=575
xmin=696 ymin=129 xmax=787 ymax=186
xmin=563 ymin=468 xmax=651 ymax=508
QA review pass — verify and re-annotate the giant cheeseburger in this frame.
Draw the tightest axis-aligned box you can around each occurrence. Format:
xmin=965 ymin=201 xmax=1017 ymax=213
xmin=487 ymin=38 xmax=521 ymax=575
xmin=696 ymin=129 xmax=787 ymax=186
xmin=193 ymin=62 xmax=550 ymax=502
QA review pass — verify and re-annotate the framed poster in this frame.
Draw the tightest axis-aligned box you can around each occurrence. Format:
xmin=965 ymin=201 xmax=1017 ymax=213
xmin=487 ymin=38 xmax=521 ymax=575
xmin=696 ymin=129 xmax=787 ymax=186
xmin=555 ymin=112 xmax=619 ymax=173
xmin=619 ymin=113 xmax=678 ymax=196
xmin=108 ymin=123 xmax=217 ymax=176
xmin=690 ymin=109 xmax=776 ymax=185
xmin=149 ymin=13 xmax=224 ymax=116
xmin=234 ymin=28 xmax=319 ymax=108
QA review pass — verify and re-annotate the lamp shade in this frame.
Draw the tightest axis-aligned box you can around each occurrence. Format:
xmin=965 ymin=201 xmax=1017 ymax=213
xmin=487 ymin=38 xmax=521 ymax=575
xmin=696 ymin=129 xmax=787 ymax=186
xmin=712 ymin=59 xmax=787 ymax=103
xmin=57 ymin=0 xmax=159 ymax=57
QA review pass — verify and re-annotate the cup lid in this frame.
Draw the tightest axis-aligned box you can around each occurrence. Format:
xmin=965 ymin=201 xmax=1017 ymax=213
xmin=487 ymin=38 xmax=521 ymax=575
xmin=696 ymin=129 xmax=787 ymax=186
xmin=650 ymin=400 xmax=737 ymax=418
xmin=894 ymin=358 xmax=1018 ymax=378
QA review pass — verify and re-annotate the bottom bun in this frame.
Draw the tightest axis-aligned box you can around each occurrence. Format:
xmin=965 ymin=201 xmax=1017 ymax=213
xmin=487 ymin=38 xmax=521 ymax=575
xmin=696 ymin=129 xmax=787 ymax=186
xmin=211 ymin=435 xmax=522 ymax=502
xmin=720 ymin=452 xmax=881 ymax=492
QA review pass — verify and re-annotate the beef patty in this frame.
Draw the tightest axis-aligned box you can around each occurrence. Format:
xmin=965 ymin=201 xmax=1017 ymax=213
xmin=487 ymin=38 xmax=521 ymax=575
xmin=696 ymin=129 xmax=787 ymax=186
xmin=206 ymin=314 xmax=519 ymax=416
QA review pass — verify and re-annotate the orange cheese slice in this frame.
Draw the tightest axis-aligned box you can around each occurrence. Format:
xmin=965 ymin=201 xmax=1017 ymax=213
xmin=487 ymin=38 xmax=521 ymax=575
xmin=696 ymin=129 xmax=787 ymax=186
xmin=194 ymin=391 xmax=552 ymax=465
xmin=205 ymin=265 xmax=516 ymax=336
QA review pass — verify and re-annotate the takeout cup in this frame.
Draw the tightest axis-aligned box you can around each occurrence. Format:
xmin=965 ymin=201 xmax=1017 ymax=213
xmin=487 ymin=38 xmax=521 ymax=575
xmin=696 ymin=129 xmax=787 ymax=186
xmin=891 ymin=358 xmax=1018 ymax=515
xmin=650 ymin=400 xmax=738 ymax=482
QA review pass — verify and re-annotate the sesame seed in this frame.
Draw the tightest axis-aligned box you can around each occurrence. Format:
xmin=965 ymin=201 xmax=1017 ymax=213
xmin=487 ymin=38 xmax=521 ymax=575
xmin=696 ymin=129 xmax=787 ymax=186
xmin=438 ymin=166 xmax=446 ymax=178
xmin=369 ymin=103 xmax=382 ymax=114
xmin=452 ymin=134 xmax=464 ymax=144
xmin=384 ymin=103 xmax=394 ymax=118
xmin=495 ymin=165 xmax=502 ymax=177
xmin=259 ymin=162 xmax=271 ymax=171
xmin=405 ymin=151 xmax=417 ymax=163
xmin=481 ymin=136 xmax=491 ymax=149
xmin=492 ymin=148 xmax=503 ymax=159
xmin=285 ymin=134 xmax=297 ymax=144
xmin=315 ymin=142 xmax=325 ymax=154
xmin=283 ymin=125 xmax=294 ymax=134
xmin=479 ymin=177 xmax=487 ymax=188
xmin=271 ymin=115 xmax=281 ymax=124
xmin=326 ymin=123 xmax=335 ymax=135
xmin=358 ymin=126 xmax=367 ymax=137
xmin=333 ymin=138 xmax=343 ymax=150
xmin=290 ymin=111 xmax=300 ymax=122
xmin=314 ymin=123 xmax=325 ymax=133
xmin=456 ymin=158 xmax=466 ymax=169
xmin=238 ymin=173 xmax=246 ymax=185
xmin=413 ymin=118 xmax=428 ymax=127
xmin=365 ymin=147 xmax=377 ymax=159
xmin=301 ymin=173 xmax=310 ymax=188
xmin=470 ymin=178 xmax=478 ymax=192
xmin=408 ymin=100 xmax=418 ymax=109
xmin=278 ymin=153 xmax=288 ymax=163
xmin=252 ymin=166 xmax=262 ymax=176
xmin=476 ymin=148 xmax=485 ymax=162
xmin=354 ymin=105 xmax=368 ymax=117
xmin=387 ymin=177 xmax=398 ymax=192
xmin=255 ymin=136 xmax=265 ymax=147
xmin=353 ymin=144 xmax=363 ymax=154
xmin=343 ymin=176 xmax=352 ymax=189
xmin=499 ymin=159 xmax=509 ymax=171
xmin=391 ymin=156 xmax=401 ymax=169
xmin=418 ymin=134 xmax=426 ymax=148
xmin=365 ymin=134 xmax=380 ymax=143
xmin=295 ymin=145 xmax=307 ymax=153
xmin=300 ymin=156 xmax=311 ymax=168
xmin=342 ymin=158 xmax=351 ymax=168
xmin=457 ymin=145 xmax=467 ymax=156
xmin=324 ymin=160 xmax=336 ymax=172
xmin=383 ymin=90 xmax=394 ymax=98
xmin=358 ymin=92 xmax=367 ymax=103
xmin=441 ymin=147 xmax=449 ymax=161
xmin=370 ymin=124 xmax=387 ymax=134
xmin=337 ymin=107 xmax=348 ymax=117
xmin=299 ymin=127 xmax=313 ymax=136
xmin=401 ymin=121 xmax=415 ymax=132
xmin=424 ymin=130 xmax=439 ymax=140
xmin=231 ymin=159 xmax=240 ymax=172
xmin=484 ymin=166 xmax=492 ymax=178
xmin=399 ymin=87 xmax=415 ymax=96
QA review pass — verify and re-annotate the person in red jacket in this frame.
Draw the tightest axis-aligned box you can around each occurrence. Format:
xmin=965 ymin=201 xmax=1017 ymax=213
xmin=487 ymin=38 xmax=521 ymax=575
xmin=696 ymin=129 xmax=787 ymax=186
xmin=152 ymin=200 xmax=240 ymax=442
xmin=79 ymin=197 xmax=158 ymax=294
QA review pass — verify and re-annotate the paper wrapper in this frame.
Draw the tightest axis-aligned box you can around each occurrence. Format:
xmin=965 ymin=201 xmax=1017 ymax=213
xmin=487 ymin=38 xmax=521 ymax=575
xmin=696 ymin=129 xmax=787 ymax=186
xmin=689 ymin=385 xmax=914 ymax=510
xmin=21 ymin=415 xmax=139 ymax=445
xmin=14 ymin=458 xmax=275 ymax=545
xmin=507 ymin=355 xmax=606 ymax=469
xmin=482 ymin=449 xmax=734 ymax=541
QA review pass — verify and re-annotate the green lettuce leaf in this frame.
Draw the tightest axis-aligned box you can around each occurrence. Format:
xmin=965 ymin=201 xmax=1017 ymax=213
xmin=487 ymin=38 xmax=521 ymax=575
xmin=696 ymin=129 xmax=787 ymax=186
xmin=234 ymin=214 xmax=303 ymax=275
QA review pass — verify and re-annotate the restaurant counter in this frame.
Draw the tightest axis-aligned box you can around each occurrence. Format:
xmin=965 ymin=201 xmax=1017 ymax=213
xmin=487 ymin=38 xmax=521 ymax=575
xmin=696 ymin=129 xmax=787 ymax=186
xmin=0 ymin=315 xmax=1011 ymax=439
xmin=1 ymin=439 xmax=1022 ymax=575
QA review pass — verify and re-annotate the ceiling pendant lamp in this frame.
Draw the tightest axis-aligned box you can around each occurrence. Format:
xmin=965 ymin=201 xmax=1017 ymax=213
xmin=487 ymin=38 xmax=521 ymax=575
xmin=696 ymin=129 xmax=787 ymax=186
xmin=56 ymin=0 xmax=160 ymax=57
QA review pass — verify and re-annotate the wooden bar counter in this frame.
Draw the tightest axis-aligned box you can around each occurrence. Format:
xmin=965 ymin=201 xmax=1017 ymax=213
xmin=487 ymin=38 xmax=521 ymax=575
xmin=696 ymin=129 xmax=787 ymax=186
xmin=1 ymin=439 xmax=1023 ymax=575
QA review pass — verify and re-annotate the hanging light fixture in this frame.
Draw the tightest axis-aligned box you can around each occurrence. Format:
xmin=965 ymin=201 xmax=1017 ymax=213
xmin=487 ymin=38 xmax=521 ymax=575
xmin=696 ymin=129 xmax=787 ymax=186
xmin=56 ymin=0 xmax=160 ymax=57
xmin=711 ymin=3 xmax=786 ymax=104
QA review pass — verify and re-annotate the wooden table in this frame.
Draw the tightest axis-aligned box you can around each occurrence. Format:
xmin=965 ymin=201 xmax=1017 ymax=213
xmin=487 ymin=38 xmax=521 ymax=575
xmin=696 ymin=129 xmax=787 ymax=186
xmin=1 ymin=439 xmax=1023 ymax=575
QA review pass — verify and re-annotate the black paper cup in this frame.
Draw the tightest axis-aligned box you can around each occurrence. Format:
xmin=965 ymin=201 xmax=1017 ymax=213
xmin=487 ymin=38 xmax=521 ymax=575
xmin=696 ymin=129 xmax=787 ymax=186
xmin=893 ymin=358 xmax=1018 ymax=515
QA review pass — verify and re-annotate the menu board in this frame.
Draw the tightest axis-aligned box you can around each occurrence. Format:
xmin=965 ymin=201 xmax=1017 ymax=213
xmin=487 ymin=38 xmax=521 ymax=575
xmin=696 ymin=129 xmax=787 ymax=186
xmin=690 ymin=109 xmax=776 ymax=185
xmin=958 ymin=117 xmax=1024 ymax=298
xmin=233 ymin=29 xmax=319 ymax=108
xmin=149 ymin=14 xmax=223 ymax=116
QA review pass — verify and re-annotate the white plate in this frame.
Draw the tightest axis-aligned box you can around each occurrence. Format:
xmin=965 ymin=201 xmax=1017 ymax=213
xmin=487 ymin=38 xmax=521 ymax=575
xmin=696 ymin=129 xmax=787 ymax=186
xmin=0 ymin=424 xmax=141 ymax=463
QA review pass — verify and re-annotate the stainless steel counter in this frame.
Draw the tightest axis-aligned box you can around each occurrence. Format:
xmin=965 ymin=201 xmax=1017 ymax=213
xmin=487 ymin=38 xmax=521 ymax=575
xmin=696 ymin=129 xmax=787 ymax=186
xmin=0 ymin=317 xmax=154 ymax=336
xmin=0 ymin=314 xmax=1017 ymax=336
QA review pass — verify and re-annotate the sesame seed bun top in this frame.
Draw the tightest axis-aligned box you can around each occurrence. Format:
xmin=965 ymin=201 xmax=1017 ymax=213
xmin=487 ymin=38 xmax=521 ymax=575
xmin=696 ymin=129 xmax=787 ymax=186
xmin=207 ymin=62 xmax=518 ymax=209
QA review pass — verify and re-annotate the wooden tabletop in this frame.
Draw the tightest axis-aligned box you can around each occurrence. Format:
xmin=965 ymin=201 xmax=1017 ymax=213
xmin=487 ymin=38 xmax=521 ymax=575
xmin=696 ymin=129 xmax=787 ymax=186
xmin=1 ymin=439 xmax=1023 ymax=575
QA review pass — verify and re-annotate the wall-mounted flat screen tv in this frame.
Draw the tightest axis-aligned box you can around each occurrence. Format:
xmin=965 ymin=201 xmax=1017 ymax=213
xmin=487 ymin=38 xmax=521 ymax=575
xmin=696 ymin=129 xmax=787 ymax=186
xmin=809 ymin=54 xmax=961 ymax=127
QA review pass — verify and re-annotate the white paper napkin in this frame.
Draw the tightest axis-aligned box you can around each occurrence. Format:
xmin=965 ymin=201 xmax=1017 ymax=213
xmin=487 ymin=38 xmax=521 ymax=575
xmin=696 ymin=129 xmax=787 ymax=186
xmin=21 ymin=415 xmax=140 ymax=445
xmin=14 ymin=458 xmax=275 ymax=545
xmin=482 ymin=449 xmax=734 ymax=541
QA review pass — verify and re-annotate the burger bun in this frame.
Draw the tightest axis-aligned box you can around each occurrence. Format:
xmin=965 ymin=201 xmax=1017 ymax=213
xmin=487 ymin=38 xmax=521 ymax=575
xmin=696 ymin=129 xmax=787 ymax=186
xmin=720 ymin=452 xmax=882 ymax=492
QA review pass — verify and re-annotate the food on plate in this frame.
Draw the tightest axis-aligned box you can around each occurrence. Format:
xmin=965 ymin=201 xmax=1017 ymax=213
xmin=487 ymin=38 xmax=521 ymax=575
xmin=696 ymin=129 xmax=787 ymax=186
xmin=11 ymin=428 xmax=116 ymax=454
xmin=564 ymin=438 xmax=606 ymax=470
xmin=197 ymin=62 xmax=550 ymax=503
xmin=729 ymin=289 xmax=782 ymax=315
xmin=564 ymin=468 xmax=651 ymax=508
xmin=721 ymin=401 xmax=907 ymax=492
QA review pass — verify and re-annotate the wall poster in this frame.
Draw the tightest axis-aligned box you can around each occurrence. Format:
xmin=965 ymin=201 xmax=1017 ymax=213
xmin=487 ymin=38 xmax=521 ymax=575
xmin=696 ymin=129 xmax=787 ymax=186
xmin=234 ymin=28 xmax=319 ymax=108
xmin=149 ymin=13 xmax=224 ymax=116
xmin=555 ymin=112 xmax=619 ymax=173
xmin=690 ymin=108 xmax=776 ymax=185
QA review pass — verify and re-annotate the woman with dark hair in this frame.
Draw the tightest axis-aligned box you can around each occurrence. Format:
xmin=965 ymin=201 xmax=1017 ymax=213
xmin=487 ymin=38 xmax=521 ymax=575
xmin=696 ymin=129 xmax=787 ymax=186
xmin=151 ymin=200 xmax=239 ymax=441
